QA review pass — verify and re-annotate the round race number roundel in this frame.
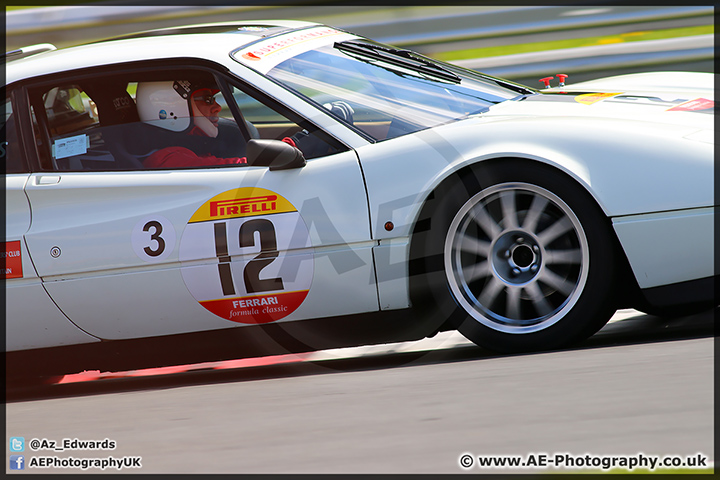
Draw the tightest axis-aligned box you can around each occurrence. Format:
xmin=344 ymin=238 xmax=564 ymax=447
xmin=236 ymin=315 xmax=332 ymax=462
xmin=179 ymin=187 xmax=313 ymax=324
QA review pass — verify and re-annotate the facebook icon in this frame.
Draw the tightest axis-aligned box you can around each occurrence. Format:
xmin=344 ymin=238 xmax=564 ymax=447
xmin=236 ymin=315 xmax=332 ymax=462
xmin=10 ymin=455 xmax=24 ymax=470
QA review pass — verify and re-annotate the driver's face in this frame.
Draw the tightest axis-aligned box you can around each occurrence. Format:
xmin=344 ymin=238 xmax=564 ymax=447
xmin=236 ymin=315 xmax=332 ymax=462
xmin=192 ymin=88 xmax=221 ymax=120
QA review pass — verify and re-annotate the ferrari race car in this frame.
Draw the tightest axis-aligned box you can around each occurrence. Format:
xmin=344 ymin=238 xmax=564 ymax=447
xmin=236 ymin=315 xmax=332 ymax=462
xmin=3 ymin=20 xmax=715 ymax=381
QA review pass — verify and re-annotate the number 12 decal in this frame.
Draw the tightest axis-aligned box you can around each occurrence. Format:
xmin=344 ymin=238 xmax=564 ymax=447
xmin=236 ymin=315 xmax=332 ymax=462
xmin=214 ymin=219 xmax=284 ymax=296
xmin=239 ymin=219 xmax=285 ymax=293
xmin=180 ymin=188 xmax=313 ymax=324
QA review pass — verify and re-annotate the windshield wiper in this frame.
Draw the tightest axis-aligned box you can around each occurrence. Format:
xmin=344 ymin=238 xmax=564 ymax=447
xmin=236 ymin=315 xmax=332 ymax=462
xmin=335 ymin=40 xmax=461 ymax=84
xmin=490 ymin=77 xmax=535 ymax=96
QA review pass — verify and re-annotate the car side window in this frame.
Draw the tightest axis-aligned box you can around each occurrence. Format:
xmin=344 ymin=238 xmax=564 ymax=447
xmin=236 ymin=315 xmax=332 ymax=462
xmin=30 ymin=84 xmax=120 ymax=171
xmin=29 ymin=76 xmax=252 ymax=171
xmin=45 ymin=85 xmax=99 ymax=136
xmin=26 ymin=68 xmax=348 ymax=172
xmin=229 ymin=85 xmax=344 ymax=160
xmin=44 ymin=85 xmax=106 ymax=170
xmin=2 ymin=96 xmax=27 ymax=173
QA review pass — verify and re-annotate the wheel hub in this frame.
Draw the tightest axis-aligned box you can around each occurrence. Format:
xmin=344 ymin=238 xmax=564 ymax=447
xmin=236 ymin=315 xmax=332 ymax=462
xmin=493 ymin=232 xmax=541 ymax=285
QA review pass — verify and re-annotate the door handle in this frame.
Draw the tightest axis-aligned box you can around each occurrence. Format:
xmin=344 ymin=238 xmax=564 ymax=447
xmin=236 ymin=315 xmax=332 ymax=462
xmin=35 ymin=175 xmax=61 ymax=185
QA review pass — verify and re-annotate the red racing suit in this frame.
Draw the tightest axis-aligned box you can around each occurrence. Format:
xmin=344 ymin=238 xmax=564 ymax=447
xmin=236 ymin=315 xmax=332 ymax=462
xmin=143 ymin=126 xmax=298 ymax=169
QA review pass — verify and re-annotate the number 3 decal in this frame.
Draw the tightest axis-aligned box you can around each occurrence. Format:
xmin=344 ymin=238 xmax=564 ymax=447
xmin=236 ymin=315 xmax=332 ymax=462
xmin=132 ymin=216 xmax=176 ymax=262
xmin=143 ymin=220 xmax=166 ymax=257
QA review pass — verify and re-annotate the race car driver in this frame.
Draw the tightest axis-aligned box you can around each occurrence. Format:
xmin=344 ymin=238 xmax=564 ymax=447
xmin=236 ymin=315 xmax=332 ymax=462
xmin=136 ymin=80 xmax=300 ymax=169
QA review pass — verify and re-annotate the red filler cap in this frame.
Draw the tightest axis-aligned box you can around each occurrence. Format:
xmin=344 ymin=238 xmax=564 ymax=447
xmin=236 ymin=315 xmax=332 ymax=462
xmin=556 ymin=74 xmax=568 ymax=87
xmin=539 ymin=76 xmax=554 ymax=88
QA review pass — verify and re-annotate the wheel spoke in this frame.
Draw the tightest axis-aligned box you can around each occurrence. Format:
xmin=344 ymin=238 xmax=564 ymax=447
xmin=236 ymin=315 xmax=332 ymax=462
xmin=457 ymin=233 xmax=491 ymax=257
xmin=521 ymin=194 xmax=548 ymax=233
xmin=506 ymin=287 xmax=521 ymax=319
xmin=477 ymin=276 xmax=505 ymax=307
xmin=537 ymin=268 xmax=577 ymax=296
xmin=463 ymin=259 xmax=492 ymax=283
xmin=499 ymin=190 xmax=518 ymax=229
xmin=544 ymin=248 xmax=582 ymax=265
xmin=525 ymin=282 xmax=553 ymax=316
xmin=537 ymin=216 xmax=574 ymax=245
xmin=468 ymin=203 xmax=501 ymax=238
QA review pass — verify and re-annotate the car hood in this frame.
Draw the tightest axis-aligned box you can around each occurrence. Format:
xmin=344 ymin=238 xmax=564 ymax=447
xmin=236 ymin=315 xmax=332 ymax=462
xmin=485 ymin=72 xmax=714 ymax=131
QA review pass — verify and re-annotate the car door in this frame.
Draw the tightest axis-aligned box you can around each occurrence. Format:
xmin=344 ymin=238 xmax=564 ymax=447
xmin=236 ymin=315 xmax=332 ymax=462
xmin=3 ymin=92 xmax=100 ymax=351
xmin=21 ymin=68 xmax=378 ymax=341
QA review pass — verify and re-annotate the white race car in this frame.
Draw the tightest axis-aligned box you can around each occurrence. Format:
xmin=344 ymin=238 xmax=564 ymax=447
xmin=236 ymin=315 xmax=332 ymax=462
xmin=4 ymin=21 xmax=715 ymax=382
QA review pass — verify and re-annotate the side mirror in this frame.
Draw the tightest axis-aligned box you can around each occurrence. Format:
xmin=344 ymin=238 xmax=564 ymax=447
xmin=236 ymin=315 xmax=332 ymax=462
xmin=246 ymin=139 xmax=306 ymax=171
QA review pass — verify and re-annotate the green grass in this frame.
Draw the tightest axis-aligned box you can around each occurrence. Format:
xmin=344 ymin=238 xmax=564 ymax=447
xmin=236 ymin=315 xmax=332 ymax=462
xmin=6 ymin=4 xmax=98 ymax=10
xmin=6 ymin=6 xmax=41 ymax=10
xmin=435 ymin=24 xmax=714 ymax=61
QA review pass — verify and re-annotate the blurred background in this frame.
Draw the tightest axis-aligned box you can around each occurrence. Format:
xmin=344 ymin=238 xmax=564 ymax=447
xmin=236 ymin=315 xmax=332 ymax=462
xmin=6 ymin=4 xmax=714 ymax=88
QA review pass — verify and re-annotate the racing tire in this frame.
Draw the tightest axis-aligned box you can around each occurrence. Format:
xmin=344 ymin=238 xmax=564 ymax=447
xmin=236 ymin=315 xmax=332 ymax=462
xmin=410 ymin=160 xmax=618 ymax=353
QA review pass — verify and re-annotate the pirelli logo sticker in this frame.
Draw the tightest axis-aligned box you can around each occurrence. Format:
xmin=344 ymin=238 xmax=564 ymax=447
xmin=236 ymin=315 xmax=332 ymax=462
xmin=188 ymin=188 xmax=296 ymax=223
xmin=180 ymin=188 xmax=313 ymax=324
xmin=2 ymin=241 xmax=23 ymax=279
xmin=210 ymin=195 xmax=276 ymax=217
xmin=574 ymin=93 xmax=621 ymax=105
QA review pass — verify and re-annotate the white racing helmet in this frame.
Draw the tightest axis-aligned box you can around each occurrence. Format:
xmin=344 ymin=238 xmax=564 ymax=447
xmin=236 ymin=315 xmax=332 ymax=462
xmin=136 ymin=80 xmax=219 ymax=137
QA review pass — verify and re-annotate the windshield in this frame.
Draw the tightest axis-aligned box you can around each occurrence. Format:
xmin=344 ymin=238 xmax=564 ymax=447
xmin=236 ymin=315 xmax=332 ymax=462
xmin=235 ymin=32 xmax=526 ymax=141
